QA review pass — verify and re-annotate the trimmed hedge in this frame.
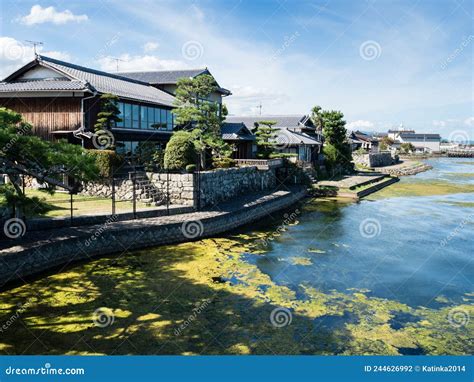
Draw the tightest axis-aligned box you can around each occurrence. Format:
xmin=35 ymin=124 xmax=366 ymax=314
xmin=87 ymin=150 xmax=123 ymax=178
xmin=164 ymin=131 xmax=197 ymax=170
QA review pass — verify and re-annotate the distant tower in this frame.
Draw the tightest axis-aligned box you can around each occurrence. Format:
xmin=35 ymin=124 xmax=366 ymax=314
xmin=256 ymin=102 xmax=262 ymax=116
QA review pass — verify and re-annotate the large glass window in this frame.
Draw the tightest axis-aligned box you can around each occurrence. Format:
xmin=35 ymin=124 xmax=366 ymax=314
xmin=116 ymin=102 xmax=124 ymax=127
xmin=160 ymin=109 xmax=167 ymax=130
xmin=112 ymin=102 xmax=173 ymax=131
xmin=132 ymin=105 xmax=140 ymax=129
xmin=124 ymin=103 xmax=132 ymax=128
xmin=141 ymin=106 xmax=148 ymax=130
xmin=167 ymin=111 xmax=173 ymax=131
xmin=147 ymin=107 xmax=154 ymax=129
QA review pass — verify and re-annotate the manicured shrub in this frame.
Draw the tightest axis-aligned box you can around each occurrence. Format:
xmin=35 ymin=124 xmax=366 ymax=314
xmin=164 ymin=131 xmax=197 ymax=170
xmin=87 ymin=149 xmax=123 ymax=178
xmin=185 ymin=164 xmax=196 ymax=173
xmin=212 ymin=157 xmax=235 ymax=168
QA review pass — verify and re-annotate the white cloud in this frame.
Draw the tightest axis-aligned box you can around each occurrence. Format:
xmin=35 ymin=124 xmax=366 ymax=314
xmin=143 ymin=42 xmax=159 ymax=53
xmin=19 ymin=5 xmax=88 ymax=26
xmin=98 ymin=54 xmax=188 ymax=72
xmin=464 ymin=117 xmax=474 ymax=127
xmin=0 ymin=36 xmax=70 ymax=78
xmin=346 ymin=120 xmax=375 ymax=130
xmin=433 ymin=120 xmax=447 ymax=127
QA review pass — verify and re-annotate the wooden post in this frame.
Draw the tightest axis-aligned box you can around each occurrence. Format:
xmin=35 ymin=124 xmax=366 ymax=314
xmin=132 ymin=172 xmax=136 ymax=219
xmin=111 ymin=177 xmax=116 ymax=216
xmin=70 ymin=193 xmax=73 ymax=226
xmin=166 ymin=169 xmax=170 ymax=216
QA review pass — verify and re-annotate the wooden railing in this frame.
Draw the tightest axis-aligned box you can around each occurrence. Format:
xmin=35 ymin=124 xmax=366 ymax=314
xmin=234 ymin=158 xmax=284 ymax=169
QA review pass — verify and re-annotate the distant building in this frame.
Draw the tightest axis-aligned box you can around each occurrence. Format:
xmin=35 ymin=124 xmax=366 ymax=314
xmin=396 ymin=132 xmax=441 ymax=153
xmin=347 ymin=130 xmax=379 ymax=152
xmin=226 ymin=115 xmax=323 ymax=164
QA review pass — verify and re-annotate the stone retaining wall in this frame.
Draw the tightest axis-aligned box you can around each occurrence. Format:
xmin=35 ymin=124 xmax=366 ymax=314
xmin=354 ymin=152 xmax=394 ymax=167
xmin=0 ymin=188 xmax=305 ymax=286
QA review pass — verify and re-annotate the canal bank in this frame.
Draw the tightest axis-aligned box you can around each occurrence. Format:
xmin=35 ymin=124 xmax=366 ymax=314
xmin=0 ymin=187 xmax=306 ymax=287
xmin=0 ymin=158 xmax=472 ymax=356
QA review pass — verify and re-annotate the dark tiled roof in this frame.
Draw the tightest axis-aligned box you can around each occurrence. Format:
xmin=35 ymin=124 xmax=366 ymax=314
xmin=119 ymin=69 xmax=207 ymax=84
xmin=221 ymin=122 xmax=255 ymax=141
xmin=226 ymin=115 xmax=312 ymax=129
xmin=388 ymin=129 xmax=415 ymax=133
xmin=0 ymin=80 xmax=86 ymax=92
xmin=1 ymin=55 xmax=176 ymax=107
xmin=276 ymin=128 xmax=321 ymax=145
xmin=119 ymin=69 xmax=231 ymax=95
xmin=399 ymin=133 xmax=441 ymax=140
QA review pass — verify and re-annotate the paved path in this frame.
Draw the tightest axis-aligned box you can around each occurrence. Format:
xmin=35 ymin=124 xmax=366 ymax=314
xmin=317 ymin=173 xmax=385 ymax=189
xmin=0 ymin=188 xmax=302 ymax=255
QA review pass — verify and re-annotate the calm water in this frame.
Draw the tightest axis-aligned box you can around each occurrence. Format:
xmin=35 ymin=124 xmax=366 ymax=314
xmin=1 ymin=157 xmax=472 ymax=355
xmin=248 ymin=158 xmax=474 ymax=309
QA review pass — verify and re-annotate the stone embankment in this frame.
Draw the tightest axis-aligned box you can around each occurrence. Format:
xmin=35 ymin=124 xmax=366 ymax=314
xmin=0 ymin=188 xmax=305 ymax=287
xmin=376 ymin=161 xmax=432 ymax=176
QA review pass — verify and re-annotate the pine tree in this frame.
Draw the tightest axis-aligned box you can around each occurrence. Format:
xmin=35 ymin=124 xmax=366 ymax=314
xmin=94 ymin=93 xmax=122 ymax=132
xmin=255 ymin=120 xmax=278 ymax=159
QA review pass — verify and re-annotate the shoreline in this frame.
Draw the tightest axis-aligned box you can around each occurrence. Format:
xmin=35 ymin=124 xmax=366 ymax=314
xmin=0 ymin=188 xmax=306 ymax=288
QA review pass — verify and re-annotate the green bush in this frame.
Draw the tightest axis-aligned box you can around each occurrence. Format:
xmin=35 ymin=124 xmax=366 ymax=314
xmin=87 ymin=150 xmax=123 ymax=178
xmin=186 ymin=164 xmax=197 ymax=173
xmin=164 ymin=131 xmax=197 ymax=170
xmin=212 ymin=157 xmax=235 ymax=168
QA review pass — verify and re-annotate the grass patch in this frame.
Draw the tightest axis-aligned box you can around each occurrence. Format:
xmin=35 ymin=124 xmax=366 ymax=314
xmin=1 ymin=189 xmax=153 ymax=217
xmin=369 ymin=180 xmax=474 ymax=199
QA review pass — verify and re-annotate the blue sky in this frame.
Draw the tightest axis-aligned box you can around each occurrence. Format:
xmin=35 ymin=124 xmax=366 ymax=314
xmin=0 ymin=0 xmax=472 ymax=139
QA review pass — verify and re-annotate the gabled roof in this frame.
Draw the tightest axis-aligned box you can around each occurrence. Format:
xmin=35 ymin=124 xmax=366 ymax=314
xmin=275 ymin=127 xmax=321 ymax=146
xmin=350 ymin=130 xmax=378 ymax=143
xmin=1 ymin=55 xmax=176 ymax=107
xmin=226 ymin=115 xmax=314 ymax=129
xmin=0 ymin=80 xmax=86 ymax=91
xmin=119 ymin=68 xmax=231 ymax=95
xmin=221 ymin=122 xmax=255 ymax=141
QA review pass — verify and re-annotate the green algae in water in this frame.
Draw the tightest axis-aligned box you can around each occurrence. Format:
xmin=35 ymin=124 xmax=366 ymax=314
xmin=288 ymin=257 xmax=313 ymax=266
xmin=0 ymin=233 xmax=472 ymax=355
xmin=308 ymin=248 xmax=326 ymax=254
xmin=369 ymin=180 xmax=474 ymax=199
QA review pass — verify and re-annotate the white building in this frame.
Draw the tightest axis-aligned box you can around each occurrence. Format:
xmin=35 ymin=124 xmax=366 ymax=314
xmin=388 ymin=125 xmax=441 ymax=153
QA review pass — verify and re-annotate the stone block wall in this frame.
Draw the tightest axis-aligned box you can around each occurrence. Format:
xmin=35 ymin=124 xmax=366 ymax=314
xmin=354 ymin=152 xmax=394 ymax=168
xmin=79 ymin=166 xmax=277 ymax=208
xmin=198 ymin=166 xmax=277 ymax=207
